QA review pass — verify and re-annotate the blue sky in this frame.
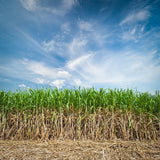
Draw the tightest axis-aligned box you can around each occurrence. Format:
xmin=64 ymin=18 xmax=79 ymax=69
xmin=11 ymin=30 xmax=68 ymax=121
xmin=0 ymin=0 xmax=160 ymax=93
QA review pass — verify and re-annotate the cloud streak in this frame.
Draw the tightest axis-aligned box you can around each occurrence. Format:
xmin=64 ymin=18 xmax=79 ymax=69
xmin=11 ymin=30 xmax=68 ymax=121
xmin=66 ymin=54 xmax=90 ymax=70
xmin=19 ymin=0 xmax=77 ymax=16
xmin=120 ymin=9 xmax=150 ymax=25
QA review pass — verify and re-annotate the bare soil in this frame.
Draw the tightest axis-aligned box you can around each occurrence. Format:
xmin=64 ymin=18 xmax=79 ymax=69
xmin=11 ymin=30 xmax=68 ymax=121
xmin=0 ymin=139 xmax=160 ymax=160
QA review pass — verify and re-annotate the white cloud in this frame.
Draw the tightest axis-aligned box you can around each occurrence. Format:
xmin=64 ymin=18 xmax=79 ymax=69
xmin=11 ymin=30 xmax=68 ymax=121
xmin=1 ymin=49 xmax=160 ymax=92
xmin=57 ymin=70 xmax=70 ymax=77
xmin=0 ymin=58 xmax=70 ymax=87
xmin=67 ymin=54 xmax=93 ymax=70
xmin=21 ymin=59 xmax=70 ymax=80
xmin=73 ymin=79 xmax=91 ymax=88
xmin=50 ymin=80 xmax=65 ymax=89
xmin=131 ymin=27 xmax=136 ymax=35
xmin=141 ymin=25 xmax=145 ymax=32
xmin=42 ymin=38 xmax=67 ymax=57
xmin=77 ymin=20 xmax=110 ymax=46
xmin=120 ymin=25 xmax=145 ymax=42
xmin=151 ymin=50 xmax=157 ymax=57
xmin=121 ymin=31 xmax=138 ymax=42
xmin=78 ymin=55 xmax=126 ymax=83
xmin=42 ymin=40 xmax=55 ymax=52
xmin=74 ymin=79 xmax=82 ymax=86
xmin=100 ymin=7 xmax=108 ymax=12
xmin=26 ymin=61 xmax=51 ymax=76
xmin=65 ymin=50 xmax=160 ymax=86
xmin=19 ymin=84 xmax=26 ymax=88
xmin=120 ymin=9 xmax=150 ymax=25
xmin=36 ymin=78 xmax=46 ymax=84
xmin=19 ymin=0 xmax=38 ymax=11
xmin=62 ymin=0 xmax=77 ymax=10
xmin=69 ymin=37 xmax=88 ymax=55
xmin=61 ymin=22 xmax=71 ymax=34
xmin=20 ymin=0 xmax=77 ymax=16
xmin=78 ymin=20 xmax=94 ymax=32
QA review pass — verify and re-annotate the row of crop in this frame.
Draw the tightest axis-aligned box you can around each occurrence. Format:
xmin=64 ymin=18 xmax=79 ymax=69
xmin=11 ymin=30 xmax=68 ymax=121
xmin=0 ymin=88 xmax=160 ymax=115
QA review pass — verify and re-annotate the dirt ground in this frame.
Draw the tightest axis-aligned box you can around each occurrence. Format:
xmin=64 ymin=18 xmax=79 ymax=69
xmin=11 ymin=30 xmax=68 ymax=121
xmin=0 ymin=139 xmax=160 ymax=160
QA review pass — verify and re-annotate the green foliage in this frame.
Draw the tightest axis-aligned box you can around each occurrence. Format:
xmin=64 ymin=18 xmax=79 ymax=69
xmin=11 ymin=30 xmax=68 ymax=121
xmin=0 ymin=88 xmax=159 ymax=117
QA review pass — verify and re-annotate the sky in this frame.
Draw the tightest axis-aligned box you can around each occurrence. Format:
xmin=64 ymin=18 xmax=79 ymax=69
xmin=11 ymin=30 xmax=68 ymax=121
xmin=0 ymin=0 xmax=160 ymax=93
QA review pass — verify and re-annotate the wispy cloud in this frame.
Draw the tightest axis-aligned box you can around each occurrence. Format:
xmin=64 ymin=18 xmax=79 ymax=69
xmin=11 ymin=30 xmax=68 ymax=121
xmin=62 ymin=0 xmax=77 ymax=10
xmin=21 ymin=59 xmax=70 ymax=79
xmin=35 ymin=78 xmax=46 ymax=84
xmin=61 ymin=22 xmax=71 ymax=34
xmin=78 ymin=20 xmax=94 ymax=32
xmin=16 ymin=29 xmax=44 ymax=53
xmin=121 ymin=29 xmax=138 ymax=42
xmin=66 ymin=54 xmax=93 ymax=70
xmin=120 ymin=9 xmax=150 ymax=25
xmin=77 ymin=20 xmax=111 ymax=46
xmin=0 ymin=58 xmax=70 ymax=87
xmin=100 ymin=6 xmax=108 ymax=12
xmin=15 ymin=29 xmax=63 ymax=63
xmin=68 ymin=37 xmax=88 ymax=56
xmin=65 ymin=49 xmax=160 ymax=86
xmin=19 ymin=84 xmax=26 ymax=88
xmin=19 ymin=0 xmax=77 ymax=16
xmin=42 ymin=40 xmax=55 ymax=52
xmin=19 ymin=0 xmax=37 ymax=11
xmin=42 ymin=39 xmax=66 ymax=57
xmin=131 ymin=27 xmax=136 ymax=35
xmin=119 ymin=24 xmax=147 ymax=43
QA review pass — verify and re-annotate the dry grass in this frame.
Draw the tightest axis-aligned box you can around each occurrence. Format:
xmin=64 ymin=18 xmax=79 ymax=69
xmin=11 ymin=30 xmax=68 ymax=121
xmin=0 ymin=139 xmax=160 ymax=160
xmin=0 ymin=111 xmax=159 ymax=141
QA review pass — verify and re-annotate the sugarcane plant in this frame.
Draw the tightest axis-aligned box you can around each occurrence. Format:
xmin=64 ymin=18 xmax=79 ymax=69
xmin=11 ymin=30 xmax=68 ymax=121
xmin=0 ymin=87 xmax=159 ymax=140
